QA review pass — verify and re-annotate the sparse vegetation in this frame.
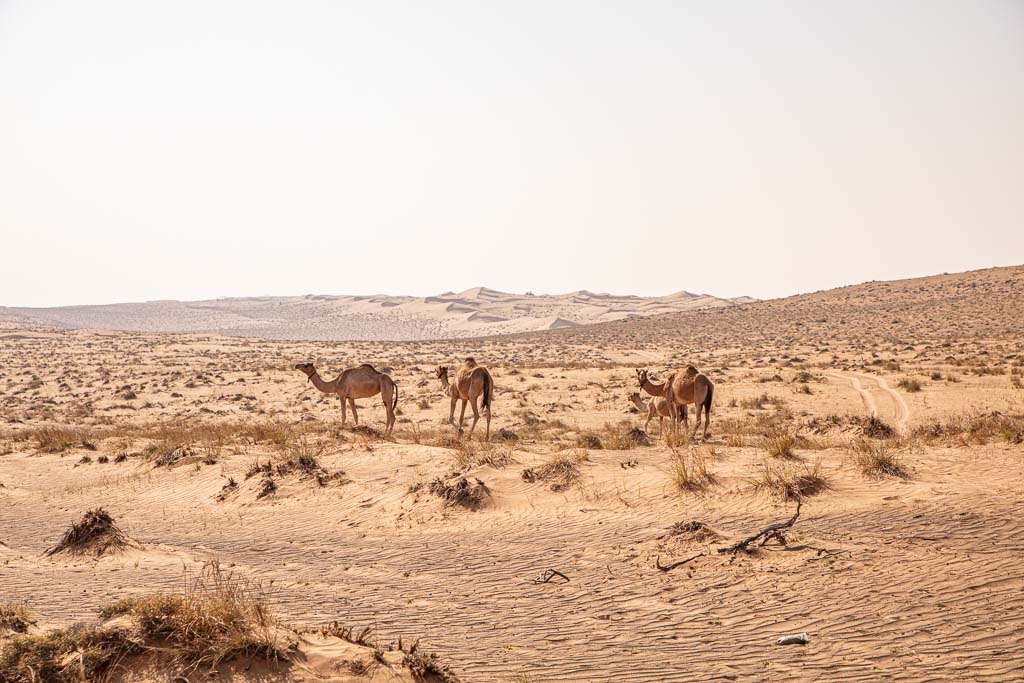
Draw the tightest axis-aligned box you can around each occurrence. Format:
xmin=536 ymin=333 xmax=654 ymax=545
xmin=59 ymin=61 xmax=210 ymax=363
xmin=850 ymin=438 xmax=907 ymax=478
xmin=762 ymin=428 xmax=797 ymax=458
xmin=45 ymin=508 xmax=133 ymax=558
xmin=0 ymin=603 xmax=33 ymax=634
xmin=669 ymin=448 xmax=715 ymax=491
xmin=751 ymin=460 xmax=829 ymax=500
xmin=428 ymin=476 xmax=490 ymax=508
xmin=522 ymin=449 xmax=588 ymax=491
xmin=897 ymin=377 xmax=922 ymax=392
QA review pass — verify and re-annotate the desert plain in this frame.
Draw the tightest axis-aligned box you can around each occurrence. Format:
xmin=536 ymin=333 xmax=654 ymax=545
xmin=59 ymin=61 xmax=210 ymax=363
xmin=1 ymin=266 xmax=1023 ymax=681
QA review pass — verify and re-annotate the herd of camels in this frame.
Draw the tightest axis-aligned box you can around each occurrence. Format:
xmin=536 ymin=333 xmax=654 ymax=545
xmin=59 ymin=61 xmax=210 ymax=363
xmin=295 ymin=358 xmax=713 ymax=441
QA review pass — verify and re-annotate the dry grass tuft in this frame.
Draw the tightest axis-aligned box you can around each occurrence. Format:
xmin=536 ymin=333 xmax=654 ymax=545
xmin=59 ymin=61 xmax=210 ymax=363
xmin=897 ymin=377 xmax=922 ymax=392
xmin=0 ymin=624 xmax=140 ymax=683
xmin=0 ymin=563 xmax=286 ymax=681
xmin=0 ymin=604 xmax=34 ymax=634
xmin=669 ymin=448 xmax=715 ymax=492
xmin=452 ymin=440 xmax=515 ymax=471
xmin=402 ymin=643 xmax=460 ymax=682
xmin=45 ymin=508 xmax=132 ymax=558
xmin=850 ymin=438 xmax=908 ymax=478
xmin=26 ymin=427 xmax=92 ymax=453
xmin=762 ymin=429 xmax=797 ymax=458
xmin=99 ymin=560 xmax=286 ymax=670
xmin=522 ymin=449 xmax=588 ymax=491
xmin=428 ymin=476 xmax=491 ymax=509
xmin=862 ymin=415 xmax=895 ymax=439
xmin=911 ymin=413 xmax=1024 ymax=446
xmin=751 ymin=460 xmax=829 ymax=501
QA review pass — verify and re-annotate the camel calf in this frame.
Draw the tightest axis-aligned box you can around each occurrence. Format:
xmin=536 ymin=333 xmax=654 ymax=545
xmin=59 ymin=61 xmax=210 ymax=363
xmin=628 ymin=392 xmax=687 ymax=436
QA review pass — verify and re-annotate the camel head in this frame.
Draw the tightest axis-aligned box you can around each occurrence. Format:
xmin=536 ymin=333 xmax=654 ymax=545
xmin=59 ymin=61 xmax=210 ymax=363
xmin=435 ymin=366 xmax=449 ymax=380
xmin=635 ymin=369 xmax=649 ymax=388
xmin=294 ymin=363 xmax=316 ymax=378
xmin=627 ymin=392 xmax=644 ymax=406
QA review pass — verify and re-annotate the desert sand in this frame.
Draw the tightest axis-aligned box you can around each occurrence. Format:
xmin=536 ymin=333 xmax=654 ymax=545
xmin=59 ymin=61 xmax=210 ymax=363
xmin=0 ymin=287 xmax=753 ymax=342
xmin=1 ymin=265 xmax=1023 ymax=681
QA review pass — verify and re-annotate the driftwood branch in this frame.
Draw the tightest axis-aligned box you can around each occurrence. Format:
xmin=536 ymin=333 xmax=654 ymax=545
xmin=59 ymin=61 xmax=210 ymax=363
xmin=655 ymin=552 xmax=706 ymax=572
xmin=716 ymin=501 xmax=801 ymax=555
xmin=531 ymin=569 xmax=570 ymax=584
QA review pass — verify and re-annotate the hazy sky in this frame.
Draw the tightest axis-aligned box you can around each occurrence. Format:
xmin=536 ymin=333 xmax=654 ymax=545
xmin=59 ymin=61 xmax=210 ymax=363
xmin=2 ymin=1 xmax=1022 ymax=307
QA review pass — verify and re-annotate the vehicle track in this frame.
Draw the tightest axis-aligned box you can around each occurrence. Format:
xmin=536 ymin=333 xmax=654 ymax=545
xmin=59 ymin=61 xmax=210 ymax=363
xmin=829 ymin=372 xmax=910 ymax=433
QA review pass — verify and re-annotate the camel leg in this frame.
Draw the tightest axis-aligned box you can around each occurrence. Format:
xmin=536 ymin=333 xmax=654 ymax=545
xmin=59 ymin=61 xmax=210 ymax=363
xmin=340 ymin=396 xmax=348 ymax=426
xmin=692 ymin=400 xmax=703 ymax=439
xmin=348 ymin=398 xmax=359 ymax=425
xmin=381 ymin=386 xmax=395 ymax=436
xmin=468 ymin=396 xmax=480 ymax=438
xmin=657 ymin=416 xmax=663 ymax=436
xmin=457 ymin=400 xmax=468 ymax=435
xmin=644 ymin=414 xmax=653 ymax=433
xmin=448 ymin=396 xmax=458 ymax=430
xmin=484 ymin=405 xmax=491 ymax=442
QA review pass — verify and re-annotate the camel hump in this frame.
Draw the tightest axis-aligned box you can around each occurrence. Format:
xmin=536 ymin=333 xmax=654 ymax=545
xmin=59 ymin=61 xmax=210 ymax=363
xmin=358 ymin=363 xmax=378 ymax=372
xmin=684 ymin=365 xmax=699 ymax=376
xmin=463 ymin=357 xmax=477 ymax=368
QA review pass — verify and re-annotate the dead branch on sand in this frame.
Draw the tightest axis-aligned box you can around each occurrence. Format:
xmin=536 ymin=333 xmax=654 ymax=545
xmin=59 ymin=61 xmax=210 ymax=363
xmin=530 ymin=569 xmax=570 ymax=584
xmin=716 ymin=501 xmax=801 ymax=554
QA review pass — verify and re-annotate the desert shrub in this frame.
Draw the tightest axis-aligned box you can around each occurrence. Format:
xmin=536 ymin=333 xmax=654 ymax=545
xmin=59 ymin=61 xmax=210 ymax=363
xmin=0 ymin=625 xmax=140 ymax=683
xmin=761 ymin=428 xmax=797 ymax=458
xmin=45 ymin=508 xmax=132 ymax=558
xmin=669 ymin=448 xmax=714 ymax=491
xmin=750 ymin=460 xmax=829 ymax=501
xmin=897 ymin=377 xmax=922 ymax=392
xmin=911 ymin=413 xmax=1024 ymax=445
xmin=0 ymin=604 xmax=33 ymax=634
xmin=428 ymin=476 xmax=490 ymax=509
xmin=452 ymin=440 xmax=514 ymax=471
xmin=26 ymin=427 xmax=91 ymax=453
xmin=575 ymin=432 xmax=603 ymax=449
xmin=849 ymin=438 xmax=907 ymax=478
xmin=522 ymin=449 xmax=587 ymax=492
xmin=99 ymin=561 xmax=284 ymax=669
xmin=862 ymin=415 xmax=894 ymax=439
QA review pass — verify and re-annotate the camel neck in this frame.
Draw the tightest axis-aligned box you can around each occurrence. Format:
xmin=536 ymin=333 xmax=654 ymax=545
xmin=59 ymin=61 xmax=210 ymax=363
xmin=308 ymin=371 xmax=336 ymax=393
xmin=643 ymin=378 xmax=666 ymax=396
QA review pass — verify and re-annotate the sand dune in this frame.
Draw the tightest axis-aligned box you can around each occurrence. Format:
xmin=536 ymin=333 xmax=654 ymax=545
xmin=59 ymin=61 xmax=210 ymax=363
xmin=0 ymin=287 xmax=751 ymax=341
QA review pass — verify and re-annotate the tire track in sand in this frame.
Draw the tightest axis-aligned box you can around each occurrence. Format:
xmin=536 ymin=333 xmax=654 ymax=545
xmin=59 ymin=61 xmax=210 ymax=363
xmin=829 ymin=372 xmax=910 ymax=433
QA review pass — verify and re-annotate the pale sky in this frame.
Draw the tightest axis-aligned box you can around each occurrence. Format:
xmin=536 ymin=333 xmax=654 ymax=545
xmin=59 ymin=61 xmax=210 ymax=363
xmin=1 ymin=1 xmax=1022 ymax=307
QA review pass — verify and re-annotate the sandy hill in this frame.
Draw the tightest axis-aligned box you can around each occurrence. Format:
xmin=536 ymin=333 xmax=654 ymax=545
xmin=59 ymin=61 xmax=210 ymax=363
xmin=0 ymin=287 xmax=751 ymax=341
xmin=526 ymin=264 xmax=1024 ymax=348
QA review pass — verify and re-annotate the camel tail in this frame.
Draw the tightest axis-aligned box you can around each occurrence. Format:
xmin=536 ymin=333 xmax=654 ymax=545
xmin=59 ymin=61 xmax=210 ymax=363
xmin=703 ymin=381 xmax=714 ymax=414
xmin=481 ymin=370 xmax=493 ymax=412
xmin=392 ymin=380 xmax=399 ymax=412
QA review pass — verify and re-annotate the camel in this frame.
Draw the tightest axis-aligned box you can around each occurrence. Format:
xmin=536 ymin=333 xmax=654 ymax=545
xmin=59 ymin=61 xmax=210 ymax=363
xmin=636 ymin=366 xmax=714 ymax=439
xmin=295 ymin=363 xmax=398 ymax=436
xmin=435 ymin=358 xmax=494 ymax=440
xmin=628 ymin=392 xmax=687 ymax=436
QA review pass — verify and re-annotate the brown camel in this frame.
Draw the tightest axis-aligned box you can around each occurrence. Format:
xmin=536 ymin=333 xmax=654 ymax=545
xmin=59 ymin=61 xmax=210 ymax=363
xmin=435 ymin=358 xmax=494 ymax=440
xmin=627 ymin=392 xmax=687 ymax=436
xmin=295 ymin=363 xmax=398 ymax=436
xmin=636 ymin=366 xmax=714 ymax=439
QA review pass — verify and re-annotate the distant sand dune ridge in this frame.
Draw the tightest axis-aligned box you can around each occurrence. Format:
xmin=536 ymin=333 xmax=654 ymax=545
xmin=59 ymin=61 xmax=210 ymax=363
xmin=0 ymin=286 xmax=751 ymax=341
